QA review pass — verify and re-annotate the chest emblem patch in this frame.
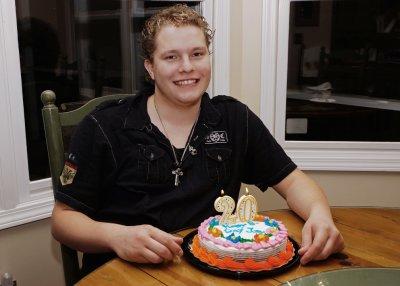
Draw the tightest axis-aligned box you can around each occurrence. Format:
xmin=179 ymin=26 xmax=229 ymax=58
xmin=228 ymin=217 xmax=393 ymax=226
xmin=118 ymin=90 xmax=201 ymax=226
xmin=205 ymin=131 xmax=229 ymax=144
xmin=60 ymin=161 xmax=77 ymax=186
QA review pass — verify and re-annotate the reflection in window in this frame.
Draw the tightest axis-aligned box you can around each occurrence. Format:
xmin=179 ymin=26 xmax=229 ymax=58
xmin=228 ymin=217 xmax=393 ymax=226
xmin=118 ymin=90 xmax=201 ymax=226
xmin=286 ymin=0 xmax=400 ymax=142
xmin=16 ymin=0 xmax=202 ymax=181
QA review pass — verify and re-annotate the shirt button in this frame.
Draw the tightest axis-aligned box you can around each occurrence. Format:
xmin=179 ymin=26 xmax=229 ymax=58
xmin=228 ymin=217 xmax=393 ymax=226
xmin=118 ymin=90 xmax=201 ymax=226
xmin=217 ymin=155 xmax=222 ymax=161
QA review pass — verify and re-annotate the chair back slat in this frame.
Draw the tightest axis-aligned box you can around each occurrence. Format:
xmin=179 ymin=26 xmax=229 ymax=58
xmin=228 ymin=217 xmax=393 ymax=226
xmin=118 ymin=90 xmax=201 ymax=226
xmin=59 ymin=94 xmax=133 ymax=126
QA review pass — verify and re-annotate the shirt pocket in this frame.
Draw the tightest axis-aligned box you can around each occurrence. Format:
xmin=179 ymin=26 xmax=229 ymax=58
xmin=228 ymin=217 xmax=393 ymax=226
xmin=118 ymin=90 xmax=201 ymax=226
xmin=205 ymin=147 xmax=232 ymax=184
xmin=137 ymin=144 xmax=169 ymax=184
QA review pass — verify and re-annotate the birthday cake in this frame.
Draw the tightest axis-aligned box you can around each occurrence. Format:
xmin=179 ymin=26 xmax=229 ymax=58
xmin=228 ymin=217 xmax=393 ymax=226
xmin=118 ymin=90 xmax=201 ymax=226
xmin=190 ymin=190 xmax=295 ymax=272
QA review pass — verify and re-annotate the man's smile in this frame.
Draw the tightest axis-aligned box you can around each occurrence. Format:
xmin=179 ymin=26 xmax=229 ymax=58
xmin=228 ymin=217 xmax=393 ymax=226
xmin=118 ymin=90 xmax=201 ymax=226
xmin=173 ymin=79 xmax=200 ymax=86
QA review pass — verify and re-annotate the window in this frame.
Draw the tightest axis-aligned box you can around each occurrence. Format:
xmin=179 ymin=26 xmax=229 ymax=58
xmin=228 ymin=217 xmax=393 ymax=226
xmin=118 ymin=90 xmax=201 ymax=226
xmin=262 ymin=0 xmax=400 ymax=171
xmin=0 ymin=0 xmax=230 ymax=228
xmin=16 ymin=0 xmax=203 ymax=181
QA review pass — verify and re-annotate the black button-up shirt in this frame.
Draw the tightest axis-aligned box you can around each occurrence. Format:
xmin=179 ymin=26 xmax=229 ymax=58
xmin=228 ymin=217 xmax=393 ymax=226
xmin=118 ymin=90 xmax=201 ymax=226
xmin=56 ymin=88 xmax=297 ymax=273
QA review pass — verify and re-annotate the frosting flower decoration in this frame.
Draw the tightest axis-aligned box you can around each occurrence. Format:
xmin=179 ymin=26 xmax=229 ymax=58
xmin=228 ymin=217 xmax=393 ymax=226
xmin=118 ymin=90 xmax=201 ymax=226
xmin=254 ymin=214 xmax=265 ymax=222
xmin=209 ymin=218 xmax=219 ymax=227
xmin=264 ymin=218 xmax=279 ymax=228
xmin=254 ymin=233 xmax=269 ymax=243
xmin=209 ymin=227 xmax=223 ymax=237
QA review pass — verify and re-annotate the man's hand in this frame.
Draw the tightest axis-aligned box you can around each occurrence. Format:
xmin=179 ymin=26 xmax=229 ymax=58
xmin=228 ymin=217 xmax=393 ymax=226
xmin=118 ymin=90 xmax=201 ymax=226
xmin=108 ymin=224 xmax=183 ymax=264
xmin=298 ymin=211 xmax=344 ymax=265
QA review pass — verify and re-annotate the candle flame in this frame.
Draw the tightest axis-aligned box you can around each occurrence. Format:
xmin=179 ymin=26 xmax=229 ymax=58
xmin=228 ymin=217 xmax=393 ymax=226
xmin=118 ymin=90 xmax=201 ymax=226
xmin=245 ymin=187 xmax=249 ymax=195
xmin=220 ymin=189 xmax=225 ymax=196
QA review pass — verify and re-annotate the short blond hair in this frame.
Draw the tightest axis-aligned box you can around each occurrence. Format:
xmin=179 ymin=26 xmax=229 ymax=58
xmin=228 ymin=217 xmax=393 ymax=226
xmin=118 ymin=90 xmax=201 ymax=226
xmin=141 ymin=4 xmax=214 ymax=61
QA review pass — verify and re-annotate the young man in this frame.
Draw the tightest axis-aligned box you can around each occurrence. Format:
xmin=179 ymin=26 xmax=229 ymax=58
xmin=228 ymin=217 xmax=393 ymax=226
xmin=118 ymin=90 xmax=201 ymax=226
xmin=52 ymin=4 xmax=344 ymax=275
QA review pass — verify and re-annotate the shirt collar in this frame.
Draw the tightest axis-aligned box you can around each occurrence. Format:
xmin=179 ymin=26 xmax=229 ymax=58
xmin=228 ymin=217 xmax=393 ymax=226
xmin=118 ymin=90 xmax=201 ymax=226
xmin=123 ymin=89 xmax=221 ymax=130
xmin=123 ymin=88 xmax=153 ymax=130
xmin=200 ymin=92 xmax=221 ymax=126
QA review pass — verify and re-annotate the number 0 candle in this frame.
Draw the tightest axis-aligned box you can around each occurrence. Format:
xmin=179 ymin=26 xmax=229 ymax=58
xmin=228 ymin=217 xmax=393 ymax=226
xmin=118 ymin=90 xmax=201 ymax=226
xmin=236 ymin=187 xmax=258 ymax=222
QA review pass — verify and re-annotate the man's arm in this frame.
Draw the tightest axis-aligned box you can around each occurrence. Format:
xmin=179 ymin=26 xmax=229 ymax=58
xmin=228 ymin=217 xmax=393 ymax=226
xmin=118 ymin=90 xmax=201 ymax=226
xmin=51 ymin=202 xmax=183 ymax=263
xmin=273 ymin=169 xmax=344 ymax=265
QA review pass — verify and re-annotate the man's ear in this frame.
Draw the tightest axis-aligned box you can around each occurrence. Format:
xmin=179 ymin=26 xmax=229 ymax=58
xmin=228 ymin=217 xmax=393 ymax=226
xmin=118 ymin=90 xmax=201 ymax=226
xmin=144 ymin=59 xmax=155 ymax=80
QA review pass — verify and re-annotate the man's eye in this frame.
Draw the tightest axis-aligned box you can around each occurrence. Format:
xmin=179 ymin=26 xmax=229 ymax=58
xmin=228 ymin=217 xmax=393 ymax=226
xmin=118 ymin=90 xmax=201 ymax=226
xmin=193 ymin=52 xmax=204 ymax=57
xmin=165 ymin=55 xmax=177 ymax=60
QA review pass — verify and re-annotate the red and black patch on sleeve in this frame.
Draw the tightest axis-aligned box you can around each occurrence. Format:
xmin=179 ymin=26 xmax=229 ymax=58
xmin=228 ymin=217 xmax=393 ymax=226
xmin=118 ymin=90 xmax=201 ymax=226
xmin=60 ymin=160 xmax=78 ymax=186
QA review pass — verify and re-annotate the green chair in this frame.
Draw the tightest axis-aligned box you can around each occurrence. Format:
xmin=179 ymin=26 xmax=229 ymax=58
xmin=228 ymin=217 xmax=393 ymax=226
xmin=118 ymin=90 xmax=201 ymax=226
xmin=41 ymin=90 xmax=133 ymax=286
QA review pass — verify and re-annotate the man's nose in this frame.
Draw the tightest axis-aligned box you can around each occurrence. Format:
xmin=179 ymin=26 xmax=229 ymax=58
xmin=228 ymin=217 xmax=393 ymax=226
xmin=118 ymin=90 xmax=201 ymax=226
xmin=179 ymin=55 xmax=194 ymax=72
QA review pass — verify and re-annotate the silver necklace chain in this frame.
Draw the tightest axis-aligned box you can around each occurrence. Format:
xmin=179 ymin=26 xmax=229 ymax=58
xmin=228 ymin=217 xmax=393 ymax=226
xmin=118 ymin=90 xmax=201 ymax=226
xmin=153 ymin=96 xmax=200 ymax=186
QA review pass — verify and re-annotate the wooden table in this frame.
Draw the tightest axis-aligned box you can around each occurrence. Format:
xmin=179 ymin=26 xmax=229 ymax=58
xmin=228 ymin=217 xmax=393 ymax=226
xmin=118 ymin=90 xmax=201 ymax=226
xmin=77 ymin=208 xmax=400 ymax=286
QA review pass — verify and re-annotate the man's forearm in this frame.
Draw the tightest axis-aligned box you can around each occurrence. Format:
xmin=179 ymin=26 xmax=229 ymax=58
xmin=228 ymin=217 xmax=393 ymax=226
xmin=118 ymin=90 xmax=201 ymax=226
xmin=273 ymin=169 xmax=344 ymax=264
xmin=273 ymin=169 xmax=332 ymax=221
xmin=51 ymin=202 xmax=121 ymax=253
xmin=52 ymin=201 xmax=185 ymax=263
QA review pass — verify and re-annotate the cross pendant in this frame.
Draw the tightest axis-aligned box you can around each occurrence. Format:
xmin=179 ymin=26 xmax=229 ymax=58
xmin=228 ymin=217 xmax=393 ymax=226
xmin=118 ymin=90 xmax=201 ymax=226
xmin=172 ymin=167 xmax=183 ymax=186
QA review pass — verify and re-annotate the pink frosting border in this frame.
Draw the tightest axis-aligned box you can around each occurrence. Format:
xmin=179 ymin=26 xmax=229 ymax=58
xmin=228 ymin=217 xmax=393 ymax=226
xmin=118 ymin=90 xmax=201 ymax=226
xmin=198 ymin=215 xmax=288 ymax=251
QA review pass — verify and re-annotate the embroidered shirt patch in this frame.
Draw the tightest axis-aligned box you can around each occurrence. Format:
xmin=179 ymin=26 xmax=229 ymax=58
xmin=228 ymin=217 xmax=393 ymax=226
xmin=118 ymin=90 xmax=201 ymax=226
xmin=205 ymin=131 xmax=229 ymax=144
xmin=60 ymin=161 xmax=77 ymax=186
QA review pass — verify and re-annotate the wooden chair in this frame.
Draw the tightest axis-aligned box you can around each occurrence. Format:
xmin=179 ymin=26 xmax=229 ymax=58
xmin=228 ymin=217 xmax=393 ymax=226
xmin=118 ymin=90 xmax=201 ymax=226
xmin=41 ymin=90 xmax=133 ymax=286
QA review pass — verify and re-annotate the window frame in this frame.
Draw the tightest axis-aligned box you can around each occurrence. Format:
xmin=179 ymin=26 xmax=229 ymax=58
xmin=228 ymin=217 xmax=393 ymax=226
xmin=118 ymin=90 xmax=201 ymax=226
xmin=261 ymin=0 xmax=400 ymax=171
xmin=0 ymin=0 xmax=231 ymax=229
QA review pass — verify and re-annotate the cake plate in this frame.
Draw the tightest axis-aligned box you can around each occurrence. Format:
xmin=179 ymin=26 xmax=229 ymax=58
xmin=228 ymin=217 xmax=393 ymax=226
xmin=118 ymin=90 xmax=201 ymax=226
xmin=182 ymin=230 xmax=300 ymax=279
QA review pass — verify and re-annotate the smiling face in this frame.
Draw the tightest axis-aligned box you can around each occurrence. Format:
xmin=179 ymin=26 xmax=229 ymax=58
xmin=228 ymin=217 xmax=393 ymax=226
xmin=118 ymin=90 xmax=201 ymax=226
xmin=144 ymin=24 xmax=211 ymax=107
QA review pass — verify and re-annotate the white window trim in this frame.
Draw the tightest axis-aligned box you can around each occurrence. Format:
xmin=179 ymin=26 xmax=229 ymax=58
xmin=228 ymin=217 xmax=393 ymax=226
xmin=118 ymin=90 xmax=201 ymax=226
xmin=0 ymin=0 xmax=230 ymax=229
xmin=261 ymin=0 xmax=400 ymax=171
xmin=206 ymin=0 xmax=230 ymax=97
